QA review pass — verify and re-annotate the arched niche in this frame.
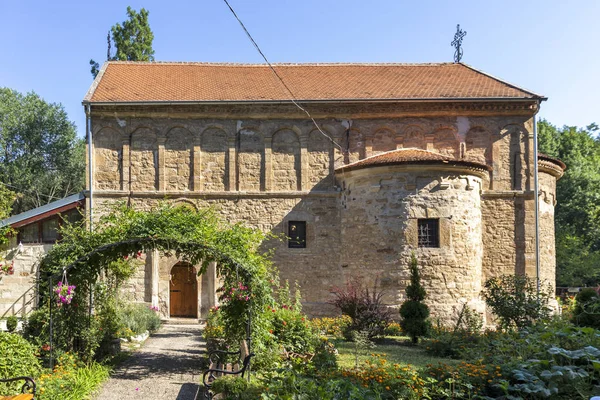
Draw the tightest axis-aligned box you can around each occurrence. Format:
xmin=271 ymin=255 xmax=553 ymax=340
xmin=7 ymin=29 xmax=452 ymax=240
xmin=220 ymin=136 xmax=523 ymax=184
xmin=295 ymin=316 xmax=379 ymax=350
xmin=433 ymin=128 xmax=459 ymax=158
xmin=308 ymin=129 xmax=332 ymax=190
xmin=342 ymin=128 xmax=365 ymax=164
xmin=201 ymin=127 xmax=229 ymax=191
xmin=237 ymin=128 xmax=264 ymax=191
xmin=165 ymin=127 xmax=192 ymax=191
xmin=495 ymin=124 xmax=528 ymax=191
xmin=272 ymin=129 xmax=301 ymax=191
xmin=130 ymin=127 xmax=157 ymax=191
xmin=402 ymin=125 xmax=425 ymax=149
xmin=465 ymin=126 xmax=491 ymax=165
xmin=94 ymin=127 xmax=122 ymax=190
xmin=372 ymin=128 xmax=396 ymax=153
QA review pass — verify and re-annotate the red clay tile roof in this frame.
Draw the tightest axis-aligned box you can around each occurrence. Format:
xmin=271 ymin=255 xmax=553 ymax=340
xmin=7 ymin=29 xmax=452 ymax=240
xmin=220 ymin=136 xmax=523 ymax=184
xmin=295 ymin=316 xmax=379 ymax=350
xmin=538 ymin=153 xmax=566 ymax=171
xmin=85 ymin=62 xmax=544 ymax=103
xmin=335 ymin=149 xmax=492 ymax=172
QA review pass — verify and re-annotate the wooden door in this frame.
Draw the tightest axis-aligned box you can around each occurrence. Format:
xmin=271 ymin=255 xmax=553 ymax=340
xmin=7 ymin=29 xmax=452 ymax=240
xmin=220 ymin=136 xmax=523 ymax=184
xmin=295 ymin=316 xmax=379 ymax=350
xmin=170 ymin=264 xmax=198 ymax=318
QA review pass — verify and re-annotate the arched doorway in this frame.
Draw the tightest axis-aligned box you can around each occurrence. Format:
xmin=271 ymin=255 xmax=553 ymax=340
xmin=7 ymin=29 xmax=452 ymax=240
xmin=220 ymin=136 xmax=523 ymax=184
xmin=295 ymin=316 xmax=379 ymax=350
xmin=169 ymin=262 xmax=198 ymax=318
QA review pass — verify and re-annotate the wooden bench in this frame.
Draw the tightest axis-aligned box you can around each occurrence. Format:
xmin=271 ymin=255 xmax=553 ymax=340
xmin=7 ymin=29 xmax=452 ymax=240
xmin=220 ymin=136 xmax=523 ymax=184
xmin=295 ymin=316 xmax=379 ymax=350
xmin=0 ymin=376 xmax=36 ymax=400
xmin=202 ymin=341 xmax=254 ymax=399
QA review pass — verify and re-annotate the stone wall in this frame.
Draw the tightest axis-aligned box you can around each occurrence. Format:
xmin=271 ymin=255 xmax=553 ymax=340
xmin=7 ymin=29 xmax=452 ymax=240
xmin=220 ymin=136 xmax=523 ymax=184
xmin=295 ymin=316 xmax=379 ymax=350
xmin=338 ymin=165 xmax=487 ymax=323
xmin=0 ymin=242 xmax=48 ymax=318
xmin=89 ymin=109 xmax=558 ymax=323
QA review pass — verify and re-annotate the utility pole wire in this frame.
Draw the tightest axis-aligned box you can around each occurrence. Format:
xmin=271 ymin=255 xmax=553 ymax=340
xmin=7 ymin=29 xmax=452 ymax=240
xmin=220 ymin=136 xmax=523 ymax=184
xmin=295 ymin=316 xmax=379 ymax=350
xmin=222 ymin=0 xmax=343 ymax=152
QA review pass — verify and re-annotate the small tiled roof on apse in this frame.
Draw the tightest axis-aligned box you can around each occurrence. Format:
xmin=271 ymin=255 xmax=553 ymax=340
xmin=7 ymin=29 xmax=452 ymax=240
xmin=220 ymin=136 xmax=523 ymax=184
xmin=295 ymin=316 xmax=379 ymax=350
xmin=335 ymin=149 xmax=492 ymax=173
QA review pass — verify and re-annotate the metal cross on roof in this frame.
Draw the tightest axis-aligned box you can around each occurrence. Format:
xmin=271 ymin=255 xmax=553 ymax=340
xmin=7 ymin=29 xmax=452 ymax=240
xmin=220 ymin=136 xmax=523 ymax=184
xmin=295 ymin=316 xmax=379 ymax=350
xmin=451 ymin=24 xmax=467 ymax=63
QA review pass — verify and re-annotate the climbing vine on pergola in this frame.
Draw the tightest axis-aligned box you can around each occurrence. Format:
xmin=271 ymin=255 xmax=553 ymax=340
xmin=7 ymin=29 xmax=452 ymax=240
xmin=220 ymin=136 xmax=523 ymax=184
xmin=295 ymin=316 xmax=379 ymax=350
xmin=39 ymin=203 xmax=276 ymax=364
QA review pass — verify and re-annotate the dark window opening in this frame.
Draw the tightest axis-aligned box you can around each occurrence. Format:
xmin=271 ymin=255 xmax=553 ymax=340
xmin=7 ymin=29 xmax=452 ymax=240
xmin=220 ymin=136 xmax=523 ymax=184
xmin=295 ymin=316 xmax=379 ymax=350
xmin=418 ymin=219 xmax=439 ymax=248
xmin=19 ymin=224 xmax=40 ymax=244
xmin=42 ymin=218 xmax=59 ymax=243
xmin=288 ymin=221 xmax=306 ymax=248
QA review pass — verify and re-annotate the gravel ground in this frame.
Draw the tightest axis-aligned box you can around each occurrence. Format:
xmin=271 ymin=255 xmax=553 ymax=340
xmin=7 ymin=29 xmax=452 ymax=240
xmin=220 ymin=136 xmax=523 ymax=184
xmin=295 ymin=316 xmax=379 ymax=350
xmin=94 ymin=324 xmax=206 ymax=400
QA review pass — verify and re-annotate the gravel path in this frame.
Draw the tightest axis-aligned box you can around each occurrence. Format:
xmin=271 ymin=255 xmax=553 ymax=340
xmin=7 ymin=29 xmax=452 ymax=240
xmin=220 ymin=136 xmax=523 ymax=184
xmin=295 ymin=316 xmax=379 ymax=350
xmin=94 ymin=324 xmax=206 ymax=400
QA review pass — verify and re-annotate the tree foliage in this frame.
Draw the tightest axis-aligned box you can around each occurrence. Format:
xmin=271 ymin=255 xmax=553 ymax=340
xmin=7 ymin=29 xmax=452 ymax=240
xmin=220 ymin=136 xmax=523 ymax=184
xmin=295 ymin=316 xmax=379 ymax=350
xmin=90 ymin=7 xmax=155 ymax=78
xmin=399 ymin=253 xmax=430 ymax=343
xmin=0 ymin=88 xmax=84 ymax=215
xmin=538 ymin=119 xmax=600 ymax=287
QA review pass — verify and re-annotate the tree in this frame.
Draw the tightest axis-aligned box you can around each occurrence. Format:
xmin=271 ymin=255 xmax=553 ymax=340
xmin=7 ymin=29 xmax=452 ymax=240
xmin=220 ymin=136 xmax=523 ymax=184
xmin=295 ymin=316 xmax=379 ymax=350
xmin=399 ymin=253 xmax=430 ymax=344
xmin=538 ymin=119 xmax=600 ymax=287
xmin=0 ymin=88 xmax=84 ymax=215
xmin=90 ymin=7 xmax=155 ymax=78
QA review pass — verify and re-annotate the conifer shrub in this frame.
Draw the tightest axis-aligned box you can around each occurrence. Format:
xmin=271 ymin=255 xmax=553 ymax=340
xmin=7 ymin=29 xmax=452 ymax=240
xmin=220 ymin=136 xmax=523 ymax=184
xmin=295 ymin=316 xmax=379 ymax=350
xmin=399 ymin=253 xmax=430 ymax=344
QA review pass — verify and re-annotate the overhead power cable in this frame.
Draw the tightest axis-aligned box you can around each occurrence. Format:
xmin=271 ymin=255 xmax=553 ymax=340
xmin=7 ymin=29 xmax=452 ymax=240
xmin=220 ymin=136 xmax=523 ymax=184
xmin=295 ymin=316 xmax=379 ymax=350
xmin=222 ymin=0 xmax=344 ymax=152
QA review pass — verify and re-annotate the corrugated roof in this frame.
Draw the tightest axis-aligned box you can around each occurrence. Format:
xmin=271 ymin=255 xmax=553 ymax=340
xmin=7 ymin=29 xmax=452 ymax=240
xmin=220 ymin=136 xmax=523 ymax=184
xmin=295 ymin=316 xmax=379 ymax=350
xmin=85 ymin=62 xmax=544 ymax=103
xmin=335 ymin=148 xmax=492 ymax=172
xmin=0 ymin=192 xmax=85 ymax=228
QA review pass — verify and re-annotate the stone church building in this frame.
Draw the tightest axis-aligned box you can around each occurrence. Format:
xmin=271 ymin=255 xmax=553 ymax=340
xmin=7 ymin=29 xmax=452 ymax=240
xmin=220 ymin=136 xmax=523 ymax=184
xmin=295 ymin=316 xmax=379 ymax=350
xmin=83 ymin=62 xmax=564 ymax=322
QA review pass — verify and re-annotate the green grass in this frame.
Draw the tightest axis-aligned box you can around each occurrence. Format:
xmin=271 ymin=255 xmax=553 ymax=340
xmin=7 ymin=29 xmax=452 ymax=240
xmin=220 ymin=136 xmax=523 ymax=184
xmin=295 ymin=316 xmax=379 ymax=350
xmin=333 ymin=336 xmax=461 ymax=370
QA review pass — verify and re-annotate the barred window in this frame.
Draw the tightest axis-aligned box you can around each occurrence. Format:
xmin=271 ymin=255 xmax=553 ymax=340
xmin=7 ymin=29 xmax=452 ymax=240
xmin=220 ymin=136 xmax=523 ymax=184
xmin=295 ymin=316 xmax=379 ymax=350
xmin=418 ymin=219 xmax=439 ymax=248
xmin=288 ymin=221 xmax=306 ymax=248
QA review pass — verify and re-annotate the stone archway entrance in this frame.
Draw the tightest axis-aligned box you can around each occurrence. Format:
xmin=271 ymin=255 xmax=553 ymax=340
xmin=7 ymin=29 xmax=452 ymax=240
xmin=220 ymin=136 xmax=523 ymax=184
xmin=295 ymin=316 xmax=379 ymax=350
xmin=169 ymin=262 xmax=198 ymax=318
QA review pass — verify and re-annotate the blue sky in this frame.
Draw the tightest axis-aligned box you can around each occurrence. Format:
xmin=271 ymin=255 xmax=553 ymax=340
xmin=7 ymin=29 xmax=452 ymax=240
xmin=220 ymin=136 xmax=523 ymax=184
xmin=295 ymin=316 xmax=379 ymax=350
xmin=1 ymin=0 xmax=598 ymax=136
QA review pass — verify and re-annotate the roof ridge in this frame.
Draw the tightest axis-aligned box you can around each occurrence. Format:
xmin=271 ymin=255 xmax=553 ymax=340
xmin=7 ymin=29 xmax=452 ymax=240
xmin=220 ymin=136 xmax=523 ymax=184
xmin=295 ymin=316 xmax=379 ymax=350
xmin=104 ymin=61 xmax=458 ymax=67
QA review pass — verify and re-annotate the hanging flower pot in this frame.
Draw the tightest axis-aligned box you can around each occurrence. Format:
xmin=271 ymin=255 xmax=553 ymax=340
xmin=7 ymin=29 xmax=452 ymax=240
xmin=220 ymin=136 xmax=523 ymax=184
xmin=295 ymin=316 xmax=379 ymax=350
xmin=54 ymin=281 xmax=76 ymax=306
xmin=54 ymin=269 xmax=76 ymax=307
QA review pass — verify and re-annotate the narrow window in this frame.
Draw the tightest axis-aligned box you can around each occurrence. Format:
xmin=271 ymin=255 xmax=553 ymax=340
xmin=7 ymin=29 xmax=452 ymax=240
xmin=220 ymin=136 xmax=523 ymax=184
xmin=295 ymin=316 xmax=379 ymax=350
xmin=288 ymin=221 xmax=306 ymax=248
xmin=418 ymin=219 xmax=439 ymax=248
xmin=42 ymin=218 xmax=59 ymax=243
xmin=19 ymin=224 xmax=40 ymax=244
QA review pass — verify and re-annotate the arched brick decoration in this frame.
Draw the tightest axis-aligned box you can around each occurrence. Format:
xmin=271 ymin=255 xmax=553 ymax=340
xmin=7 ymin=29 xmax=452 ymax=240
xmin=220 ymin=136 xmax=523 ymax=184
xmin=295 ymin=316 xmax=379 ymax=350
xmin=237 ymin=128 xmax=263 ymax=191
xmin=402 ymin=125 xmax=425 ymax=149
xmin=94 ymin=127 xmax=122 ymax=190
xmin=165 ymin=127 xmax=192 ymax=191
xmin=272 ymin=129 xmax=301 ymax=191
xmin=131 ymin=127 xmax=157 ymax=191
xmin=465 ymin=127 xmax=491 ymax=165
xmin=201 ymin=128 xmax=228 ymax=191
xmin=308 ymin=129 xmax=331 ymax=189
xmin=433 ymin=128 xmax=459 ymax=157
xmin=343 ymin=129 xmax=365 ymax=164
xmin=372 ymin=128 xmax=396 ymax=153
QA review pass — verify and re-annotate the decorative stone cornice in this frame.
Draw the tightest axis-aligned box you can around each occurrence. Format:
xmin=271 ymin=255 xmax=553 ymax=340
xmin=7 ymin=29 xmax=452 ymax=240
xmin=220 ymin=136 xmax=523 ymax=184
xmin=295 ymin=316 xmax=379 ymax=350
xmin=89 ymin=100 xmax=540 ymax=120
xmin=92 ymin=190 xmax=340 ymax=199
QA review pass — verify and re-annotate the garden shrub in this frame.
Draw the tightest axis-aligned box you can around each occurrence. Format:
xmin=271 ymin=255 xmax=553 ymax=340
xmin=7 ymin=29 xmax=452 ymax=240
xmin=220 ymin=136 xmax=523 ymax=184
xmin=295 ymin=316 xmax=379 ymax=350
xmin=310 ymin=315 xmax=351 ymax=338
xmin=572 ymin=287 xmax=600 ymax=329
xmin=383 ymin=321 xmax=403 ymax=336
xmin=310 ymin=336 xmax=338 ymax=371
xmin=424 ymin=304 xmax=483 ymax=359
xmin=399 ymin=253 xmax=430 ymax=344
xmin=36 ymin=352 xmax=110 ymax=400
xmin=426 ymin=361 xmax=504 ymax=399
xmin=117 ymin=302 xmax=162 ymax=336
xmin=329 ymin=275 xmax=392 ymax=340
xmin=0 ymin=332 xmax=41 ymax=395
xmin=6 ymin=315 xmax=17 ymax=332
xmin=482 ymin=274 xmax=552 ymax=331
xmin=210 ymin=376 xmax=263 ymax=400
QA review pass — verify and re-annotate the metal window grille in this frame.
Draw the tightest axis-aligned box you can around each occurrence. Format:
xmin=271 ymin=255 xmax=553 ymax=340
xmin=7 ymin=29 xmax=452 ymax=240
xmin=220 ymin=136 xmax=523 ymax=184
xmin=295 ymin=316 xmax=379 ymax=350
xmin=418 ymin=219 xmax=440 ymax=248
xmin=288 ymin=221 xmax=306 ymax=248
